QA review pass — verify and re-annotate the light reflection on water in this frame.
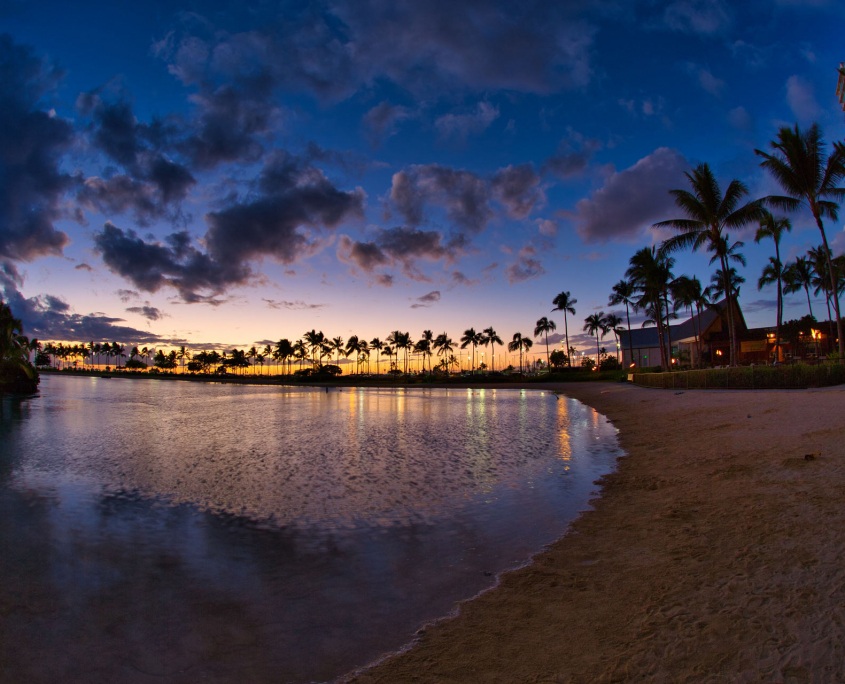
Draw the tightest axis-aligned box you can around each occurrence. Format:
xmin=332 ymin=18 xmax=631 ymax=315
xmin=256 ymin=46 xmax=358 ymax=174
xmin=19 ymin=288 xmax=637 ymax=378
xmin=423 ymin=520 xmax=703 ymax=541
xmin=0 ymin=375 xmax=620 ymax=683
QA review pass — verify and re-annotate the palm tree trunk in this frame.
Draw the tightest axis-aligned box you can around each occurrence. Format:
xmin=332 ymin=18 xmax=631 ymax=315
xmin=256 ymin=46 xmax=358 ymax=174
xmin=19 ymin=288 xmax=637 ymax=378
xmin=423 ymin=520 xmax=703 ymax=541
xmin=816 ymin=216 xmax=845 ymax=360
xmin=564 ymin=313 xmax=571 ymax=367
xmin=721 ymin=254 xmax=738 ymax=367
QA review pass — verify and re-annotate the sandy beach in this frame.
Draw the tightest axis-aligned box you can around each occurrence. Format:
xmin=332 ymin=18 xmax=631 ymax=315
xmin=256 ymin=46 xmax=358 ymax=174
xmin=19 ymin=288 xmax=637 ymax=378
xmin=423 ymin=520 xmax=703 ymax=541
xmin=348 ymin=382 xmax=845 ymax=683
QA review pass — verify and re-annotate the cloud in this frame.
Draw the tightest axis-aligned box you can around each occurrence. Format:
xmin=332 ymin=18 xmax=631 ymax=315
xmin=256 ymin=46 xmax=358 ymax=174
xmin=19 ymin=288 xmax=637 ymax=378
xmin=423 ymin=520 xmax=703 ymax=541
xmin=410 ymin=290 xmax=441 ymax=308
xmin=363 ymin=101 xmax=413 ymax=145
xmin=74 ymin=263 xmax=93 ymax=272
xmin=337 ymin=226 xmax=452 ymax=281
xmin=1 ymin=276 xmax=170 ymax=344
xmin=451 ymin=271 xmax=478 ymax=286
xmin=571 ymin=147 xmax=689 ymax=243
xmin=696 ymin=67 xmax=724 ymax=96
xmin=153 ymin=1 xmax=598 ymax=105
xmin=95 ymin=151 xmax=364 ymax=301
xmin=491 ymin=165 xmax=544 ymax=219
xmin=543 ymin=129 xmax=602 ymax=179
xmin=0 ymin=35 xmax=74 ymax=261
xmin=662 ymin=0 xmax=732 ymax=34
xmin=263 ymin=298 xmax=326 ymax=310
xmin=126 ymin=305 xmax=167 ymax=321
xmin=435 ymin=102 xmax=499 ymax=142
xmin=727 ymin=106 xmax=752 ymax=130
xmin=389 ymin=164 xmax=492 ymax=234
xmin=74 ymin=92 xmax=196 ymax=224
xmin=506 ymin=244 xmax=545 ymax=283
xmin=785 ymin=75 xmax=819 ymax=123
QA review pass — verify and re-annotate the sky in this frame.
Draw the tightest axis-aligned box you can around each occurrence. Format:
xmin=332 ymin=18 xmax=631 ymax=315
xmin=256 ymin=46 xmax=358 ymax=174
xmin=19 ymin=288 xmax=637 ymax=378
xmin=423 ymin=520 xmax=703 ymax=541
xmin=2 ymin=0 xmax=845 ymax=363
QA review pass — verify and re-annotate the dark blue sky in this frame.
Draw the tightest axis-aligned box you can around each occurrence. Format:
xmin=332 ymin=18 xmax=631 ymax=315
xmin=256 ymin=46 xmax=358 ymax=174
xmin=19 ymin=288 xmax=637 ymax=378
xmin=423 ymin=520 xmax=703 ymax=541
xmin=2 ymin=0 xmax=844 ymax=360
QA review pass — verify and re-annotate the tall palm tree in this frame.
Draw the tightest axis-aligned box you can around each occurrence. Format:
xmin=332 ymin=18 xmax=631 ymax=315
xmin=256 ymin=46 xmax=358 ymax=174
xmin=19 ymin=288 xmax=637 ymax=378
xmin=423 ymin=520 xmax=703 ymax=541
xmin=533 ymin=317 xmax=557 ymax=372
xmin=507 ymin=332 xmax=532 ymax=374
xmin=756 ymin=123 xmax=845 ymax=360
xmin=608 ymin=279 xmax=637 ymax=367
xmin=303 ymin=330 xmax=324 ymax=369
xmin=808 ymin=245 xmax=837 ymax=345
xmin=293 ymin=339 xmax=308 ymax=372
xmin=656 ymin=163 xmax=763 ymax=366
xmin=583 ymin=313 xmax=607 ymax=364
xmin=274 ymin=338 xmax=294 ymax=375
xmin=460 ymin=328 xmax=484 ymax=374
xmin=551 ymin=291 xmax=577 ymax=367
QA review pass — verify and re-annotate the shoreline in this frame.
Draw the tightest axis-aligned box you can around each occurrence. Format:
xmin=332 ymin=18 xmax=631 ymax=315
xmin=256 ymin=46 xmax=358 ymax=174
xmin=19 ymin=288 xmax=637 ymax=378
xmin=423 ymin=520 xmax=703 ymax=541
xmin=346 ymin=382 xmax=845 ymax=682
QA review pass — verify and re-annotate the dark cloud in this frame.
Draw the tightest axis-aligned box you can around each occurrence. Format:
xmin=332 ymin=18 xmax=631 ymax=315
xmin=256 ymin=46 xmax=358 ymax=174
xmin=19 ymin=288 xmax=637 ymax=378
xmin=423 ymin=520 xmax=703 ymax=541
xmin=491 ymin=164 xmax=544 ymax=219
xmin=153 ymin=1 xmax=598 ymax=106
xmin=205 ymin=151 xmax=365 ymax=267
xmin=75 ymin=92 xmax=196 ymax=224
xmin=543 ymin=129 xmax=602 ymax=179
xmin=363 ymin=101 xmax=412 ymax=145
xmin=410 ymin=290 xmax=441 ymax=308
xmin=0 ymin=35 xmax=73 ymax=261
xmin=263 ymin=298 xmax=326 ymax=310
xmin=116 ymin=288 xmax=139 ymax=302
xmin=94 ymin=152 xmax=363 ymax=301
xmin=451 ymin=271 xmax=479 ymax=286
xmin=338 ymin=226 xmax=451 ymax=282
xmin=389 ymin=165 xmax=492 ymax=234
xmin=434 ymin=102 xmax=499 ymax=142
xmin=94 ymin=221 xmax=251 ymax=300
xmin=1 ymin=277 xmax=169 ymax=344
xmin=126 ymin=305 xmax=166 ymax=322
xmin=74 ymin=263 xmax=93 ymax=272
xmin=661 ymin=0 xmax=732 ymax=35
xmin=506 ymin=245 xmax=545 ymax=283
xmin=571 ymin=147 xmax=688 ymax=243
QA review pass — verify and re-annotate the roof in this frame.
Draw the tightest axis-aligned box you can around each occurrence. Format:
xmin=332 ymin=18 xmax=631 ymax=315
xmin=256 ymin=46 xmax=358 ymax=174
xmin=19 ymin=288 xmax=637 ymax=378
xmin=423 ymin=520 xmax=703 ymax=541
xmin=617 ymin=300 xmax=745 ymax=349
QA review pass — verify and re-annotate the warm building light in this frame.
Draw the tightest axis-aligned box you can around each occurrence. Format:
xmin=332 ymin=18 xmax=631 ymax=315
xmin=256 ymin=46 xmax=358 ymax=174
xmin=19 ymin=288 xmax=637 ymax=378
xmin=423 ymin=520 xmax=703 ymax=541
xmin=716 ymin=349 xmax=723 ymax=356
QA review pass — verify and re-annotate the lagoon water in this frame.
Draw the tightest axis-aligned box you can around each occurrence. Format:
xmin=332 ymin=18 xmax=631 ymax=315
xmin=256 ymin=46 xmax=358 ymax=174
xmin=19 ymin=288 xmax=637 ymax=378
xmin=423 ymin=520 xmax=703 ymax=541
xmin=0 ymin=374 xmax=620 ymax=683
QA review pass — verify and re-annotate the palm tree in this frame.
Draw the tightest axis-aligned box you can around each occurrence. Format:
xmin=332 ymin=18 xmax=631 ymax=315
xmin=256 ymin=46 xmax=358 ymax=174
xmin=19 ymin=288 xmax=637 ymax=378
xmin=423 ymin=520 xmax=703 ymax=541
xmin=808 ymin=245 xmax=838 ymax=346
xmin=707 ymin=267 xmax=745 ymax=303
xmin=671 ymin=275 xmax=704 ymax=367
xmin=433 ymin=333 xmax=454 ymax=373
xmin=583 ymin=313 xmax=607 ymax=364
xmin=344 ymin=336 xmax=361 ymax=374
xmin=482 ymin=327 xmax=503 ymax=372
xmin=756 ymin=124 xmax=845 ymax=360
xmin=754 ymin=212 xmax=791 ymax=362
xmin=604 ymin=313 xmax=623 ymax=363
xmin=303 ymin=330 xmax=324 ymax=369
xmin=507 ymin=332 xmax=533 ymax=373
xmin=274 ymin=338 xmax=294 ymax=375
xmin=369 ymin=337 xmax=383 ymax=375
xmin=656 ymin=163 xmax=763 ymax=366
xmin=608 ymin=279 xmax=637 ymax=367
xmin=783 ymin=256 xmax=816 ymax=320
xmin=626 ymin=246 xmax=675 ymax=369
xmin=417 ymin=331 xmax=433 ymax=374
xmin=551 ymin=291 xmax=577 ymax=367
xmin=293 ymin=339 xmax=308 ymax=372
xmin=460 ymin=328 xmax=483 ymax=374
xmin=533 ymin=317 xmax=556 ymax=373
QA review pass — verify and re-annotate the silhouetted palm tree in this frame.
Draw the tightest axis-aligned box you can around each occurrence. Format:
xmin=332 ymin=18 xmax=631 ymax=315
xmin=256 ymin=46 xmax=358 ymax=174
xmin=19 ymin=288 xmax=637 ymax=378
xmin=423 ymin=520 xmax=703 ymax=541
xmin=507 ymin=332 xmax=532 ymax=373
xmin=533 ymin=316 xmax=556 ymax=372
xmin=671 ymin=275 xmax=704 ymax=367
xmin=482 ymin=326 xmax=503 ymax=372
xmin=783 ymin=256 xmax=816 ymax=320
xmin=756 ymin=123 xmax=845 ymax=360
xmin=583 ymin=313 xmax=607 ymax=364
xmin=656 ymin=163 xmax=763 ymax=366
xmin=433 ymin=333 xmax=454 ymax=373
xmin=754 ymin=212 xmax=791 ymax=361
xmin=460 ymin=328 xmax=484 ymax=373
xmin=626 ymin=247 xmax=675 ymax=369
xmin=551 ymin=291 xmax=577 ymax=367
xmin=608 ymin=279 xmax=637 ymax=367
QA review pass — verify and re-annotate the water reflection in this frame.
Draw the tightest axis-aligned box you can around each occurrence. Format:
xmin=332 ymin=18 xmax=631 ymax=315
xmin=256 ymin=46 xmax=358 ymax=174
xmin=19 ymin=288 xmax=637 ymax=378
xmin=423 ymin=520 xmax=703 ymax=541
xmin=0 ymin=375 xmax=620 ymax=683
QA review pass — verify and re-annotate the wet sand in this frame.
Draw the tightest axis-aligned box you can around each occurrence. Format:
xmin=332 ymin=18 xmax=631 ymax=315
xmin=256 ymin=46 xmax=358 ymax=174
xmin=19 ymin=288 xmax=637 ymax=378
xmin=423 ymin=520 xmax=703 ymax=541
xmin=348 ymin=382 xmax=845 ymax=683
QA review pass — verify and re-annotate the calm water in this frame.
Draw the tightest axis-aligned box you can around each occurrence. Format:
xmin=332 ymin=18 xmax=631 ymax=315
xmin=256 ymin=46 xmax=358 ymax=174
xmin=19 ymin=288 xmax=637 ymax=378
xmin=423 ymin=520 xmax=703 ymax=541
xmin=0 ymin=375 xmax=621 ymax=683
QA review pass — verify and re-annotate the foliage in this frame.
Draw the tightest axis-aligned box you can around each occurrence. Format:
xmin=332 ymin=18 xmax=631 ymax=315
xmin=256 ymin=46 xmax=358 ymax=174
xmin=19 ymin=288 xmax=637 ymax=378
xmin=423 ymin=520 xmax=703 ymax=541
xmin=633 ymin=362 xmax=845 ymax=390
xmin=599 ymin=356 xmax=620 ymax=371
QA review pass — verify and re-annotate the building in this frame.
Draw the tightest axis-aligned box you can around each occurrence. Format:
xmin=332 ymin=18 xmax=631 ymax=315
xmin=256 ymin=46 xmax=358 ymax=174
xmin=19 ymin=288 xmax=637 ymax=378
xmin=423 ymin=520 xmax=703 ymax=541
xmin=618 ymin=300 xmax=747 ymax=368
